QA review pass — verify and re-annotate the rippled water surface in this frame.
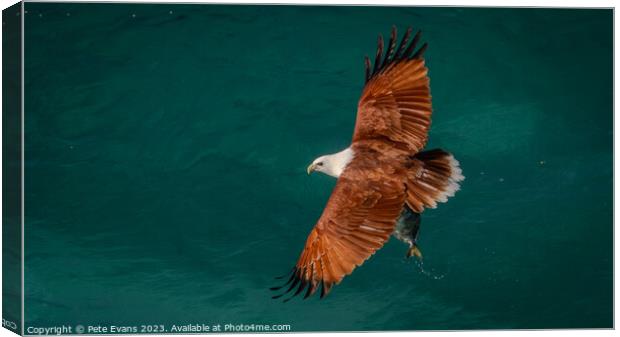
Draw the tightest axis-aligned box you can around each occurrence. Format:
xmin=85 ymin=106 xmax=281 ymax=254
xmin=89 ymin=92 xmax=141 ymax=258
xmin=22 ymin=4 xmax=612 ymax=330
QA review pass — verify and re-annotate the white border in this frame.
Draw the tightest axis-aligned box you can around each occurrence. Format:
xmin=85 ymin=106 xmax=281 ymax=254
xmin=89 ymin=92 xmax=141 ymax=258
xmin=0 ymin=1 xmax=616 ymax=337
xmin=17 ymin=0 xmax=617 ymax=6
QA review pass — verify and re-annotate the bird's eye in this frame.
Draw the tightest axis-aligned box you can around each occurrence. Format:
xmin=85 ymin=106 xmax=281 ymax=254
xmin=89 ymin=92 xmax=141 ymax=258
xmin=317 ymin=162 xmax=323 ymax=166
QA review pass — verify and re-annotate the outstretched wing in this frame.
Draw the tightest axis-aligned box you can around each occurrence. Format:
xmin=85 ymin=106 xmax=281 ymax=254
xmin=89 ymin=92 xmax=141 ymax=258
xmin=352 ymin=26 xmax=432 ymax=154
xmin=272 ymin=159 xmax=406 ymax=301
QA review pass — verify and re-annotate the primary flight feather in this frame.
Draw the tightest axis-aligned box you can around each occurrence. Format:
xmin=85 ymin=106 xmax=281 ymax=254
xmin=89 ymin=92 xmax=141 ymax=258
xmin=272 ymin=25 xmax=464 ymax=301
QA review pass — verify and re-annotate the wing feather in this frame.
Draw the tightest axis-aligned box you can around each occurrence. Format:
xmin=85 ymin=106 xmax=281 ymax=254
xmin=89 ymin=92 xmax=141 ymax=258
xmin=352 ymin=27 xmax=432 ymax=154
xmin=272 ymin=154 xmax=406 ymax=300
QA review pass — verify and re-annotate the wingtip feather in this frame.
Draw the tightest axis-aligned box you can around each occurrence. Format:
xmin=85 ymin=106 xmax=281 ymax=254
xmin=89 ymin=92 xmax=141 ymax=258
xmin=365 ymin=25 xmax=428 ymax=83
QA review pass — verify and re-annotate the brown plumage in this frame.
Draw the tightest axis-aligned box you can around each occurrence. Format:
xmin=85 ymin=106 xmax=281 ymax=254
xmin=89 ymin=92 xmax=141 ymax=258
xmin=272 ymin=26 xmax=463 ymax=301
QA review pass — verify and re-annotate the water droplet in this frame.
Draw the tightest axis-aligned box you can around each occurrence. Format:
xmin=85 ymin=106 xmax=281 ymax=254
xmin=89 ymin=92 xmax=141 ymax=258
xmin=539 ymin=160 xmax=546 ymax=166
xmin=480 ymin=171 xmax=485 ymax=175
xmin=498 ymin=178 xmax=504 ymax=182
xmin=414 ymin=260 xmax=445 ymax=280
xmin=131 ymin=13 xmax=136 ymax=18
xmin=24 ymin=10 xmax=28 ymax=14
xmin=169 ymin=10 xmax=173 ymax=14
xmin=39 ymin=13 xmax=43 ymax=17
xmin=66 ymin=12 xmax=71 ymax=17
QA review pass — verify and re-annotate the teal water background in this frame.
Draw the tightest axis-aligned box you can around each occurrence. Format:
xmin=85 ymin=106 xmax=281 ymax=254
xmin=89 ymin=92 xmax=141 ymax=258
xmin=22 ymin=4 xmax=612 ymax=331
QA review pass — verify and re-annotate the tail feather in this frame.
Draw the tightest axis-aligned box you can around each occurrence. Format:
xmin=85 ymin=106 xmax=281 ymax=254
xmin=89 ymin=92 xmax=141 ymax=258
xmin=405 ymin=149 xmax=464 ymax=213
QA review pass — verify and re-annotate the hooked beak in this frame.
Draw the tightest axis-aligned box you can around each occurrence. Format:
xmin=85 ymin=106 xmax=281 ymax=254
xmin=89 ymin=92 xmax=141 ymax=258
xmin=307 ymin=163 xmax=316 ymax=175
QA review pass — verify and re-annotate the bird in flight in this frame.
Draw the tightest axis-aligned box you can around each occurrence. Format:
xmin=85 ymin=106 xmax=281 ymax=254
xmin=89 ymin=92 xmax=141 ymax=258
xmin=272 ymin=25 xmax=464 ymax=301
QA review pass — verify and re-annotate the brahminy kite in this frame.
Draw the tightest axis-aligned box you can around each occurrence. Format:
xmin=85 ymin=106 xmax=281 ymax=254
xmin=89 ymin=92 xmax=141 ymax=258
xmin=272 ymin=25 xmax=464 ymax=301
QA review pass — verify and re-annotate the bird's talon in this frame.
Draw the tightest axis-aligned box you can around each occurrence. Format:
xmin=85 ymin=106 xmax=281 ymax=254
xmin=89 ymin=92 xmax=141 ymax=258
xmin=406 ymin=245 xmax=423 ymax=260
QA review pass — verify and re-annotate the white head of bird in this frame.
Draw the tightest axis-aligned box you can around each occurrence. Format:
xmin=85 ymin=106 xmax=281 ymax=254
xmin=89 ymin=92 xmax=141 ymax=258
xmin=307 ymin=148 xmax=354 ymax=178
